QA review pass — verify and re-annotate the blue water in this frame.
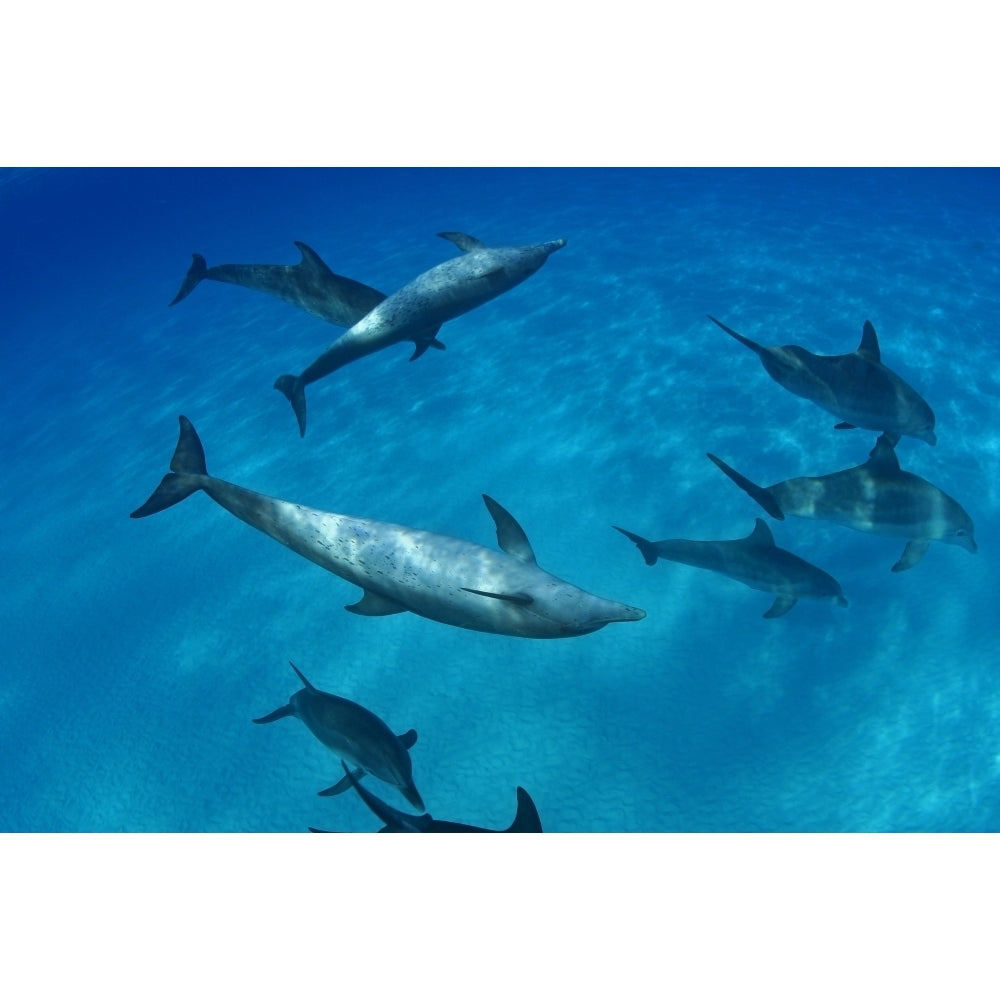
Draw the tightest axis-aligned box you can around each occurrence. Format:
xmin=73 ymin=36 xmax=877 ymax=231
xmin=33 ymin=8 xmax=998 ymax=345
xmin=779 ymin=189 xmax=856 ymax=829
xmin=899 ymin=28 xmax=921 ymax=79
xmin=3 ymin=167 xmax=999 ymax=832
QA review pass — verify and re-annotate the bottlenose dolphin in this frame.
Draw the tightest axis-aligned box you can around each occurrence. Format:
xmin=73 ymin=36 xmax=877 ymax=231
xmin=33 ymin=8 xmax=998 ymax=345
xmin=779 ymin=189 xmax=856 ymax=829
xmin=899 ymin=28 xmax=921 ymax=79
xmin=309 ymin=764 xmax=543 ymax=833
xmin=253 ymin=661 xmax=424 ymax=809
xmin=707 ymin=315 xmax=937 ymax=445
xmin=614 ymin=519 xmax=847 ymax=618
xmin=274 ymin=232 xmax=567 ymax=436
xmin=170 ymin=241 xmax=388 ymax=328
xmin=707 ymin=435 xmax=977 ymax=572
xmin=130 ymin=416 xmax=644 ymax=637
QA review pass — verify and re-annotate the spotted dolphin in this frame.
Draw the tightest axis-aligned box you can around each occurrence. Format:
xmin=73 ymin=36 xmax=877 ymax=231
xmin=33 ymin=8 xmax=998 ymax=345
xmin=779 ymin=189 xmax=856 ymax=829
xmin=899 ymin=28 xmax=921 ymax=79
xmin=274 ymin=232 xmax=566 ymax=436
xmin=170 ymin=241 xmax=389 ymax=328
xmin=253 ymin=661 xmax=423 ymax=809
xmin=708 ymin=315 xmax=937 ymax=445
xmin=309 ymin=764 xmax=543 ymax=833
xmin=614 ymin=519 xmax=847 ymax=618
xmin=130 ymin=416 xmax=644 ymax=637
xmin=707 ymin=435 xmax=976 ymax=572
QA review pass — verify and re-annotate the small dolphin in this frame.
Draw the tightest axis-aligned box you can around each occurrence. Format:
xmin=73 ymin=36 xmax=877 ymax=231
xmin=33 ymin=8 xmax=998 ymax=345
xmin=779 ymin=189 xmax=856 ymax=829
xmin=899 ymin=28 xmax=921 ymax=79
xmin=170 ymin=241 xmax=388 ymax=328
xmin=707 ymin=435 xmax=977 ymax=572
xmin=253 ymin=661 xmax=424 ymax=809
xmin=614 ymin=519 xmax=847 ymax=618
xmin=708 ymin=315 xmax=937 ymax=445
xmin=275 ymin=232 xmax=566 ymax=436
xmin=309 ymin=764 xmax=543 ymax=833
xmin=130 ymin=416 xmax=644 ymax=638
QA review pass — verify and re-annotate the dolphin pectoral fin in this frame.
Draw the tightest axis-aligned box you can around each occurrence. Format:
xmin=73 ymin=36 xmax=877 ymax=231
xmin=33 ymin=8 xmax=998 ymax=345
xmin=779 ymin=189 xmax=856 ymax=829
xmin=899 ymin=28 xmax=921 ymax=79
xmin=169 ymin=253 xmax=208 ymax=306
xmin=408 ymin=325 xmax=447 ymax=361
xmin=482 ymin=495 xmax=537 ymax=564
xmin=438 ymin=231 xmax=487 ymax=252
xmin=892 ymin=539 xmax=930 ymax=573
xmin=613 ymin=526 xmax=659 ymax=566
xmin=274 ymin=374 xmax=307 ymax=437
xmin=345 ymin=590 xmax=407 ymax=616
xmin=397 ymin=729 xmax=418 ymax=750
xmin=318 ymin=765 xmax=366 ymax=797
xmin=763 ymin=595 xmax=797 ymax=618
xmin=706 ymin=453 xmax=785 ymax=520
xmin=857 ymin=320 xmax=882 ymax=363
xmin=506 ymin=787 xmax=543 ymax=833
xmin=835 ymin=421 xmax=857 ymax=430
xmin=461 ymin=588 xmax=534 ymax=607
xmin=252 ymin=703 xmax=295 ymax=724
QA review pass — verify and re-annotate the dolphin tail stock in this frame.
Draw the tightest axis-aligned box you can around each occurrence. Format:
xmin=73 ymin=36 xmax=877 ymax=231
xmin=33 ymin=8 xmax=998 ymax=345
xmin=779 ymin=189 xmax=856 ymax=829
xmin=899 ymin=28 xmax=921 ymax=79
xmin=706 ymin=453 xmax=785 ymax=521
xmin=613 ymin=526 xmax=660 ymax=566
xmin=506 ymin=787 xmax=543 ymax=833
xmin=706 ymin=314 xmax=767 ymax=356
xmin=274 ymin=374 xmax=307 ymax=437
xmin=169 ymin=253 xmax=209 ymax=306
xmin=129 ymin=415 xmax=208 ymax=519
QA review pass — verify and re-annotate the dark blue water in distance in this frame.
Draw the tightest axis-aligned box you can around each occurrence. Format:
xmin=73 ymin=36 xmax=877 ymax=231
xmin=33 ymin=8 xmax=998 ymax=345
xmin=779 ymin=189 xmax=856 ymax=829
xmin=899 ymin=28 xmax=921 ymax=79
xmin=3 ymin=167 xmax=998 ymax=832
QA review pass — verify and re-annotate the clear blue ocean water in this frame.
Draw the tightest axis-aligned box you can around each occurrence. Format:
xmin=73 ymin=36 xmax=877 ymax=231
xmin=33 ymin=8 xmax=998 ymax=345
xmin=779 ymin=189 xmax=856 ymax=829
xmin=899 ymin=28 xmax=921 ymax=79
xmin=3 ymin=167 xmax=998 ymax=833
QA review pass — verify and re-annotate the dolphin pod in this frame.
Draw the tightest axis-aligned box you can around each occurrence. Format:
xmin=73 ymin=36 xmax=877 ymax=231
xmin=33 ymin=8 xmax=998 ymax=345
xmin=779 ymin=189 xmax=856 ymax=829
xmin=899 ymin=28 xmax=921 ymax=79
xmin=707 ymin=435 xmax=976 ymax=572
xmin=614 ymin=519 xmax=848 ymax=618
xmin=130 ymin=416 xmax=645 ymax=638
xmin=708 ymin=314 xmax=937 ymax=445
xmin=252 ymin=661 xmax=424 ymax=809
xmin=308 ymin=764 xmax=543 ymax=833
xmin=274 ymin=232 xmax=566 ymax=436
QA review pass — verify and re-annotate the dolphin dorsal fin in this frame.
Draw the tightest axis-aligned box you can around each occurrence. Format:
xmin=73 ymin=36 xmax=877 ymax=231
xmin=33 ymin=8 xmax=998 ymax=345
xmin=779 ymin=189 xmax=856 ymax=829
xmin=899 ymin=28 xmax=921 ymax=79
xmin=482 ymin=495 xmax=537 ymax=564
xmin=857 ymin=320 xmax=881 ymax=363
xmin=293 ymin=241 xmax=335 ymax=277
xmin=746 ymin=518 xmax=776 ymax=547
xmin=288 ymin=660 xmax=317 ymax=691
xmin=866 ymin=434 xmax=901 ymax=473
xmin=438 ymin=232 xmax=487 ymax=252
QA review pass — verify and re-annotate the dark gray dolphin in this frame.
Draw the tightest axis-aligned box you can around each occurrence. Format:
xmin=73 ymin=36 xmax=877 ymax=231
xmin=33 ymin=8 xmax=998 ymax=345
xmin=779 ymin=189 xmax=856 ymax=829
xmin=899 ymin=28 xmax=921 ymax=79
xmin=275 ymin=232 xmax=566 ymax=436
xmin=708 ymin=315 xmax=937 ymax=445
xmin=253 ymin=661 xmax=423 ymax=809
xmin=170 ymin=241 xmax=389 ymax=328
xmin=614 ymin=518 xmax=847 ymax=618
xmin=309 ymin=764 xmax=543 ymax=833
xmin=707 ymin=436 xmax=977 ymax=572
xmin=130 ymin=416 xmax=645 ymax=638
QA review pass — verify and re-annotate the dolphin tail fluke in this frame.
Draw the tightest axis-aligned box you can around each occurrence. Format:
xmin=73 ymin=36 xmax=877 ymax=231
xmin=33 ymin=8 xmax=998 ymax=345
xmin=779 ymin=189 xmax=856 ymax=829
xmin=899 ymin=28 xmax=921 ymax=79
xmin=169 ymin=253 xmax=209 ymax=306
xmin=506 ymin=787 xmax=543 ymax=833
xmin=274 ymin=374 xmax=307 ymax=437
xmin=129 ymin=415 xmax=208 ymax=518
xmin=706 ymin=314 xmax=766 ymax=356
xmin=613 ymin=526 xmax=659 ymax=566
xmin=706 ymin=453 xmax=785 ymax=520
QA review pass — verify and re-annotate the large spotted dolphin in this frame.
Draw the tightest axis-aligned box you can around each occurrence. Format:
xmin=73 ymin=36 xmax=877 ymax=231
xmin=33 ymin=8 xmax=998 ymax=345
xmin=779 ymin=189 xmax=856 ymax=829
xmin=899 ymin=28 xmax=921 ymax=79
xmin=614 ymin=519 xmax=847 ymax=618
xmin=707 ymin=435 xmax=976 ymax=572
xmin=274 ymin=232 xmax=566 ymax=436
xmin=309 ymin=764 xmax=543 ymax=833
xmin=169 ymin=240 xmax=389 ymax=328
xmin=130 ymin=416 xmax=644 ymax=637
xmin=252 ymin=661 xmax=424 ymax=809
xmin=708 ymin=315 xmax=937 ymax=445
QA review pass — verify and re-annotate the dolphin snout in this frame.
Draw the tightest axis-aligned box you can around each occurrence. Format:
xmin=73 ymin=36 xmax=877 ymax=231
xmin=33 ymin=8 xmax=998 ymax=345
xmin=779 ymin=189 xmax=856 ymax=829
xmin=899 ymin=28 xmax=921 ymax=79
xmin=616 ymin=605 xmax=646 ymax=622
xmin=543 ymin=238 xmax=567 ymax=254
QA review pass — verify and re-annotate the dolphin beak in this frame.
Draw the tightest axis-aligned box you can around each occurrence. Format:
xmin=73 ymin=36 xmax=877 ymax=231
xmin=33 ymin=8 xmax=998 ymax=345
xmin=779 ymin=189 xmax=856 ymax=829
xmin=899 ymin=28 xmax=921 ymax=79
xmin=616 ymin=605 xmax=646 ymax=622
xmin=543 ymin=238 xmax=567 ymax=255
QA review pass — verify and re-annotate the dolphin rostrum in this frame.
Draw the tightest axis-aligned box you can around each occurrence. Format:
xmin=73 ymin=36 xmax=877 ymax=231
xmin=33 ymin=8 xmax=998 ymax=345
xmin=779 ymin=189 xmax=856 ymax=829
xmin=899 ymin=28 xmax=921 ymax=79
xmin=614 ymin=519 xmax=847 ymax=618
xmin=707 ymin=435 xmax=976 ymax=572
xmin=253 ymin=661 xmax=424 ymax=808
xmin=130 ymin=416 xmax=645 ymax=637
xmin=708 ymin=315 xmax=937 ymax=445
xmin=170 ymin=241 xmax=388 ymax=328
xmin=274 ymin=232 xmax=566 ymax=436
xmin=309 ymin=764 xmax=543 ymax=833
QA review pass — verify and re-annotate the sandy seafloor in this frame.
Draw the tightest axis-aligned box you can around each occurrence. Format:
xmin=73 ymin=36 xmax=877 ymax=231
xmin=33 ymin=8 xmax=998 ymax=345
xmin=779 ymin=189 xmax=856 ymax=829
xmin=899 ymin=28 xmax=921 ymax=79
xmin=2 ymin=167 xmax=999 ymax=833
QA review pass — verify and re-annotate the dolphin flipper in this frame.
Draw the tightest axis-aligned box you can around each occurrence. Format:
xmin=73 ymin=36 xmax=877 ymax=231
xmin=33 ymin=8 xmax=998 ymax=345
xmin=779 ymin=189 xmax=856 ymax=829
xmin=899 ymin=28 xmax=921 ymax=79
xmin=345 ymin=590 xmax=407 ymax=616
xmin=438 ymin=232 xmax=487 ymax=252
xmin=706 ymin=453 xmax=785 ymax=521
xmin=763 ymin=595 xmax=797 ymax=618
xmin=251 ymin=704 xmax=296 ymax=724
xmin=318 ymin=765 xmax=366 ymax=797
xmin=892 ymin=539 xmax=930 ymax=573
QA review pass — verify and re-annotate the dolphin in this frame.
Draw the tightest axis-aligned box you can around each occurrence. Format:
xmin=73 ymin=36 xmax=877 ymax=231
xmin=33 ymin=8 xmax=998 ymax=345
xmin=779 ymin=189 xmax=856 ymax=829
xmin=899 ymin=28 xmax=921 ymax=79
xmin=706 ymin=435 xmax=977 ymax=572
xmin=253 ymin=661 xmax=424 ymax=809
xmin=274 ymin=232 xmax=566 ymax=436
xmin=130 ymin=416 xmax=645 ymax=638
xmin=170 ymin=240 xmax=389 ymax=328
xmin=309 ymin=764 xmax=543 ymax=833
xmin=614 ymin=519 xmax=847 ymax=618
xmin=707 ymin=315 xmax=937 ymax=445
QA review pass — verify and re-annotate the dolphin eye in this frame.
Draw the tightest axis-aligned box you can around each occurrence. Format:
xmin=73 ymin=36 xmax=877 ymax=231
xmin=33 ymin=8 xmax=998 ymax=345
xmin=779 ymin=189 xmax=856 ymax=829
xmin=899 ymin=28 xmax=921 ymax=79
xmin=956 ymin=529 xmax=967 ymax=537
